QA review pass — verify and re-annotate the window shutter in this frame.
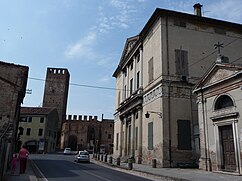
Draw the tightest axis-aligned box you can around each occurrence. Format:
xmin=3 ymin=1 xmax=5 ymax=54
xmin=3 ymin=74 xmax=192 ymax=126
xmin=148 ymin=122 xmax=153 ymax=150
xmin=148 ymin=58 xmax=154 ymax=83
xmin=175 ymin=49 xmax=188 ymax=76
xmin=116 ymin=133 xmax=119 ymax=150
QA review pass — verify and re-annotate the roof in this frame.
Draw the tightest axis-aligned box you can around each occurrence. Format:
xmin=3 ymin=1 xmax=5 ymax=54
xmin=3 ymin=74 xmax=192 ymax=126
xmin=113 ymin=7 xmax=242 ymax=76
xmin=140 ymin=8 xmax=242 ymax=39
xmin=20 ymin=107 xmax=57 ymax=115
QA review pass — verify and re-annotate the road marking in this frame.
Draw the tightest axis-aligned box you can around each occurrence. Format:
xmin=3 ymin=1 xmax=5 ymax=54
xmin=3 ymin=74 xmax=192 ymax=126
xmin=82 ymin=170 xmax=113 ymax=181
xmin=31 ymin=160 xmax=48 ymax=181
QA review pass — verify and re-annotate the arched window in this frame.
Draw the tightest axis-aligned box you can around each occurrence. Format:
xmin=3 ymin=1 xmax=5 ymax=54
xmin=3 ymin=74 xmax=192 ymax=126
xmin=215 ymin=95 xmax=234 ymax=110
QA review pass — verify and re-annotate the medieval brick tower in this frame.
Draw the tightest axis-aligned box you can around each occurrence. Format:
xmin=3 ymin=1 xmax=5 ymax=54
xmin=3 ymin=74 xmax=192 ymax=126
xmin=43 ymin=68 xmax=70 ymax=132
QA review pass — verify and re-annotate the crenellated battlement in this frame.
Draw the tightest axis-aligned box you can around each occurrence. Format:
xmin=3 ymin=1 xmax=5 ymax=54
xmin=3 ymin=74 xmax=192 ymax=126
xmin=66 ymin=115 xmax=98 ymax=121
xmin=47 ymin=67 xmax=70 ymax=78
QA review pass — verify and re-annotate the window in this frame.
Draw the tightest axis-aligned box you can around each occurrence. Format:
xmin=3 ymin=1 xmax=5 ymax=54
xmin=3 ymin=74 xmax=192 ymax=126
xmin=148 ymin=57 xmax=154 ymax=83
xmin=175 ymin=49 xmax=188 ymax=76
xmin=174 ymin=20 xmax=186 ymax=27
xmin=40 ymin=117 xmax=44 ymax=123
xmin=177 ymin=120 xmax=191 ymax=150
xmin=49 ymin=130 xmax=51 ymax=137
xmin=116 ymin=133 xmax=119 ymax=150
xmin=136 ymin=54 xmax=140 ymax=63
xmin=38 ymin=129 xmax=43 ymax=136
xmin=54 ymin=132 xmax=57 ymax=138
xmin=148 ymin=122 xmax=153 ymax=150
xmin=124 ymin=85 xmax=127 ymax=99
xmin=110 ymin=124 xmax=112 ymax=127
xmin=215 ymin=95 xmax=234 ymax=110
xmin=135 ymin=127 xmax=138 ymax=150
xmin=19 ymin=127 xmax=24 ymax=135
xmin=28 ymin=117 xmax=32 ymax=123
xmin=108 ymin=134 xmax=112 ymax=139
xmin=26 ymin=128 xmax=31 ymax=136
xmin=124 ymin=70 xmax=127 ymax=77
xmin=130 ymin=78 xmax=133 ymax=95
xmin=130 ymin=62 xmax=133 ymax=70
xmin=214 ymin=28 xmax=226 ymax=35
xmin=118 ymin=91 xmax=121 ymax=105
xmin=20 ymin=117 xmax=27 ymax=122
xmin=136 ymin=71 xmax=140 ymax=89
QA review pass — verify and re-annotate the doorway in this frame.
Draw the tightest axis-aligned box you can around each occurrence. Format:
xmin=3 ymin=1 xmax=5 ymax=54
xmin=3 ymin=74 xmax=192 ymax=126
xmin=219 ymin=125 xmax=236 ymax=171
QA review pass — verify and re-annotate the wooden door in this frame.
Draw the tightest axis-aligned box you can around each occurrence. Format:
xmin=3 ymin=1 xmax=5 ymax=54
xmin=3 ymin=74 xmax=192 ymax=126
xmin=220 ymin=125 xmax=236 ymax=171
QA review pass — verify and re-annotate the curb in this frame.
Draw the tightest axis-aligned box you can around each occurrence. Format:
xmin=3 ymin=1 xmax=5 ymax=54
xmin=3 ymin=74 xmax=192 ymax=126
xmin=29 ymin=159 xmax=47 ymax=181
xmin=91 ymin=159 xmax=189 ymax=181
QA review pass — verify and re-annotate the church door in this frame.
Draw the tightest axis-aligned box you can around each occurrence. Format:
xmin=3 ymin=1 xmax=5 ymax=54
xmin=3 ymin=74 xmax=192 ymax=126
xmin=219 ymin=125 xmax=236 ymax=171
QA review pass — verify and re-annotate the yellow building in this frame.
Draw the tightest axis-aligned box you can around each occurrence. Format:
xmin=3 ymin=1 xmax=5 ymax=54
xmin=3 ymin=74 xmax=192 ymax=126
xmin=18 ymin=107 xmax=59 ymax=153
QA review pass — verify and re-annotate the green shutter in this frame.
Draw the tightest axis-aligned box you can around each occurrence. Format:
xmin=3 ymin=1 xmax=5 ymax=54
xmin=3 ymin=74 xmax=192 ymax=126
xmin=148 ymin=122 xmax=153 ymax=150
xmin=116 ymin=133 xmax=119 ymax=150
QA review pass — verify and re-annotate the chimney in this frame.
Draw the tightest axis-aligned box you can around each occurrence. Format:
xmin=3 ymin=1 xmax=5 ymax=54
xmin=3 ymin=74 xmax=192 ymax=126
xmin=216 ymin=55 xmax=229 ymax=63
xmin=193 ymin=3 xmax=203 ymax=16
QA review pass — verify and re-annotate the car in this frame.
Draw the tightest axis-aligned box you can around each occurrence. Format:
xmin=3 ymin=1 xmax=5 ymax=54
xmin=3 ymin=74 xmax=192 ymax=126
xmin=64 ymin=148 xmax=71 ymax=155
xmin=74 ymin=151 xmax=90 ymax=163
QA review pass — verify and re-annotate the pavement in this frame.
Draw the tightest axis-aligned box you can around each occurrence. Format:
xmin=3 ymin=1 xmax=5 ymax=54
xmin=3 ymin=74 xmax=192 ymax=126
xmin=3 ymin=159 xmax=38 ymax=181
xmin=4 ymin=156 xmax=242 ymax=181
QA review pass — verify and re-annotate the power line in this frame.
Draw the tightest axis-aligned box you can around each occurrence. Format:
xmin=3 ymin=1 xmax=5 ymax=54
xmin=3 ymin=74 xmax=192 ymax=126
xmin=188 ymin=35 xmax=242 ymax=69
xmin=28 ymin=77 xmax=120 ymax=91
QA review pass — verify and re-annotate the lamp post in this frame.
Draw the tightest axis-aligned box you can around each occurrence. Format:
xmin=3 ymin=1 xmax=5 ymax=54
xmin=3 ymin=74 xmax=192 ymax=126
xmin=145 ymin=111 xmax=162 ymax=118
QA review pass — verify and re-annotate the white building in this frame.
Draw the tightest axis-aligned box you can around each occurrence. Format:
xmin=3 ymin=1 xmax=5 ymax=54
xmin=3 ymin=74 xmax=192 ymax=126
xmin=193 ymin=58 xmax=242 ymax=174
xmin=113 ymin=4 xmax=242 ymax=167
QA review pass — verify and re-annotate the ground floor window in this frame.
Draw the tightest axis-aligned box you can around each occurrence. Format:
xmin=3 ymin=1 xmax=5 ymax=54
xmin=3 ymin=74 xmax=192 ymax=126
xmin=116 ymin=133 xmax=119 ymax=150
xmin=148 ymin=122 xmax=153 ymax=150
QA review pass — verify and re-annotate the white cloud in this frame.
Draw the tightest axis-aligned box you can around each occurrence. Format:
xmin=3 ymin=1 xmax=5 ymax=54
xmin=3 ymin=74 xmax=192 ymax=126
xmin=64 ymin=32 xmax=97 ymax=59
xmin=95 ymin=0 xmax=138 ymax=33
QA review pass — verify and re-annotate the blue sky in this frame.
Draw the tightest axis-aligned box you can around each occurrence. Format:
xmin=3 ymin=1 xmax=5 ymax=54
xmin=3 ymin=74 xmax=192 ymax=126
xmin=0 ymin=0 xmax=241 ymax=119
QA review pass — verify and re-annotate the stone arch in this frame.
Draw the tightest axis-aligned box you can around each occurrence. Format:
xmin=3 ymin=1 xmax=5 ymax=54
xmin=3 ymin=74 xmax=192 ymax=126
xmin=68 ymin=135 xmax=77 ymax=151
xmin=214 ymin=94 xmax=234 ymax=110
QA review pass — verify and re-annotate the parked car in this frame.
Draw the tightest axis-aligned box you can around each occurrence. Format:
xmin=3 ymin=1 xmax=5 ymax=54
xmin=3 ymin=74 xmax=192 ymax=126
xmin=64 ymin=148 xmax=71 ymax=155
xmin=74 ymin=150 xmax=90 ymax=163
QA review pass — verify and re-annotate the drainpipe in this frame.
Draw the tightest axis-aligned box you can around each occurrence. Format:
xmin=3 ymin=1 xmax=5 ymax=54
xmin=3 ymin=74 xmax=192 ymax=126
xmin=201 ymin=91 xmax=208 ymax=171
xmin=165 ymin=15 xmax=172 ymax=167
xmin=204 ymin=98 xmax=212 ymax=171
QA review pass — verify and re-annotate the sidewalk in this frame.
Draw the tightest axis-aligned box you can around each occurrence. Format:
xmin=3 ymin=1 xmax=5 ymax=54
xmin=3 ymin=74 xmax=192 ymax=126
xmin=4 ymin=159 xmax=37 ymax=181
xmin=92 ymin=157 xmax=242 ymax=181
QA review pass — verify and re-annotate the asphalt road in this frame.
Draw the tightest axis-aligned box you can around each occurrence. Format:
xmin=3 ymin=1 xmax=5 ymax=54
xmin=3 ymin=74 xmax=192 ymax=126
xmin=31 ymin=154 xmax=153 ymax=181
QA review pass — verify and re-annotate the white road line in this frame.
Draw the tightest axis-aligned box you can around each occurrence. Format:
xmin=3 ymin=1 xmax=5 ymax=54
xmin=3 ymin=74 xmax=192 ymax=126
xmin=31 ymin=160 xmax=48 ymax=181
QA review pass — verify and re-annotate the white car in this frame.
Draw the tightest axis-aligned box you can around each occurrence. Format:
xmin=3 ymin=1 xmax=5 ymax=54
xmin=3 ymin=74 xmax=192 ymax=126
xmin=74 ymin=151 xmax=90 ymax=163
xmin=64 ymin=148 xmax=71 ymax=155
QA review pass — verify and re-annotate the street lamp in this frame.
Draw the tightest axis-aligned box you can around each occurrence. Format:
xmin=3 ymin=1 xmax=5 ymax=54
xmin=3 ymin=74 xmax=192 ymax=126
xmin=145 ymin=111 xmax=162 ymax=118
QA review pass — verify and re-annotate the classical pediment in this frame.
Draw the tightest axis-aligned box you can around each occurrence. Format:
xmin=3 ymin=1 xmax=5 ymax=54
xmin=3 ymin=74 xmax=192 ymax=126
xmin=203 ymin=68 xmax=239 ymax=87
xmin=119 ymin=35 xmax=139 ymax=64
xmin=194 ymin=63 xmax=242 ymax=92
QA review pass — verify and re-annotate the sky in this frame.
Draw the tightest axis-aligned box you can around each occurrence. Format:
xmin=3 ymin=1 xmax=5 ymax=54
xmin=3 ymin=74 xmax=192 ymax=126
xmin=0 ymin=0 xmax=242 ymax=119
